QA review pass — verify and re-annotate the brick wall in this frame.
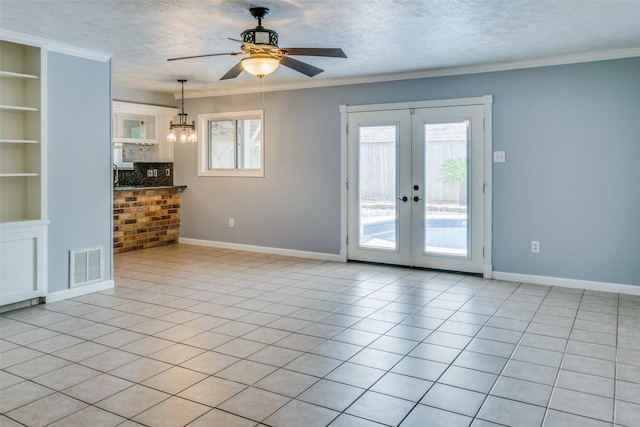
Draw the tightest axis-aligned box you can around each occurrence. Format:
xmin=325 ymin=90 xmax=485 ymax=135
xmin=113 ymin=188 xmax=182 ymax=253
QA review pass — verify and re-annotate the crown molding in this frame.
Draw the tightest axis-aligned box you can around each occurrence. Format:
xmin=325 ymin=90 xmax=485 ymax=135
xmin=0 ymin=29 xmax=48 ymax=47
xmin=185 ymin=47 xmax=640 ymax=99
xmin=47 ymin=42 xmax=111 ymax=62
xmin=1 ymin=29 xmax=111 ymax=62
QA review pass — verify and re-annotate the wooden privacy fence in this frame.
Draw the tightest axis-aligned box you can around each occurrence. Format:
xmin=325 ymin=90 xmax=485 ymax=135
xmin=359 ymin=139 xmax=467 ymax=207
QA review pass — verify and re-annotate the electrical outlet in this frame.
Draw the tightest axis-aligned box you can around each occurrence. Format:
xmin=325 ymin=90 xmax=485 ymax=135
xmin=147 ymin=170 xmax=153 ymax=177
xmin=229 ymin=218 xmax=234 ymax=227
xmin=153 ymin=169 xmax=158 ymax=177
xmin=166 ymin=169 xmax=171 ymax=176
xmin=531 ymin=241 xmax=540 ymax=253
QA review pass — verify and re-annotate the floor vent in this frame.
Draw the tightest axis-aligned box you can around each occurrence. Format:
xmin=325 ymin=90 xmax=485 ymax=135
xmin=70 ymin=247 xmax=103 ymax=288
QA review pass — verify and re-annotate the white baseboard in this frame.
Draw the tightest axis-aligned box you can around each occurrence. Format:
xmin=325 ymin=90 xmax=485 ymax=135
xmin=179 ymin=237 xmax=344 ymax=262
xmin=483 ymin=264 xmax=493 ymax=279
xmin=46 ymin=279 xmax=115 ymax=303
xmin=492 ymin=271 xmax=640 ymax=296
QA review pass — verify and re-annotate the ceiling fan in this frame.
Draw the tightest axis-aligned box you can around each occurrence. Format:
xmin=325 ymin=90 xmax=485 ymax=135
xmin=167 ymin=6 xmax=347 ymax=80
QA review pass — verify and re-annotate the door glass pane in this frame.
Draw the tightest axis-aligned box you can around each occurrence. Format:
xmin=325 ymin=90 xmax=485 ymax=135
xmin=424 ymin=121 xmax=469 ymax=256
xmin=358 ymin=125 xmax=397 ymax=250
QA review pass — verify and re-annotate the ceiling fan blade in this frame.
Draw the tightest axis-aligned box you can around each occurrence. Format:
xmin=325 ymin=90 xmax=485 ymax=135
xmin=280 ymin=47 xmax=347 ymax=58
xmin=279 ymin=56 xmax=324 ymax=77
xmin=228 ymin=37 xmax=275 ymax=52
xmin=228 ymin=37 xmax=259 ymax=48
xmin=167 ymin=52 xmax=241 ymax=62
xmin=220 ymin=61 xmax=244 ymax=80
xmin=228 ymin=37 xmax=247 ymax=44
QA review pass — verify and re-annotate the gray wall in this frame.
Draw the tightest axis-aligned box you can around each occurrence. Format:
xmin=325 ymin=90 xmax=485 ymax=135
xmin=48 ymin=52 xmax=112 ymax=292
xmin=173 ymin=57 xmax=640 ymax=287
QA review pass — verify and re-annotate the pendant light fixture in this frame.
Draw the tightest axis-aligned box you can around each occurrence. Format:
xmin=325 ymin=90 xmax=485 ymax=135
xmin=167 ymin=79 xmax=197 ymax=143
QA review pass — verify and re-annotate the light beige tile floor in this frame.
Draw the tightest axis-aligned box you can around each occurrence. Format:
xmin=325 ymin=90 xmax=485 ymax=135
xmin=1 ymin=244 xmax=640 ymax=426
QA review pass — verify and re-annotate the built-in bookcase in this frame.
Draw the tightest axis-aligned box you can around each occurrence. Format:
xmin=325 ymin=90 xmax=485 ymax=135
xmin=0 ymin=37 xmax=47 ymax=307
xmin=0 ymin=40 xmax=43 ymax=222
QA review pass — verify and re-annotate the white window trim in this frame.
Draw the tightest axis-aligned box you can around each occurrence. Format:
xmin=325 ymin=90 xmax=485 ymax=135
xmin=198 ymin=110 xmax=265 ymax=177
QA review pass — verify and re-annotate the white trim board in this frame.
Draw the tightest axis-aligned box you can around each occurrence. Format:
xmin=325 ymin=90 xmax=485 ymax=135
xmin=492 ymin=271 xmax=640 ymax=296
xmin=186 ymin=47 xmax=640 ymax=99
xmin=341 ymin=95 xmax=493 ymax=113
xmin=1 ymin=29 xmax=111 ymax=62
xmin=45 ymin=280 xmax=114 ymax=303
xmin=179 ymin=238 xmax=343 ymax=262
xmin=0 ymin=30 xmax=48 ymax=48
xmin=47 ymin=42 xmax=111 ymax=62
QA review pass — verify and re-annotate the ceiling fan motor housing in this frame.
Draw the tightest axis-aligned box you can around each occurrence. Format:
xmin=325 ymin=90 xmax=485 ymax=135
xmin=242 ymin=26 xmax=279 ymax=47
xmin=243 ymin=6 xmax=278 ymax=47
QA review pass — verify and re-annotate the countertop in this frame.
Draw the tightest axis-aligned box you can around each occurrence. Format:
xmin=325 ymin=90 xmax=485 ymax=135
xmin=113 ymin=185 xmax=187 ymax=192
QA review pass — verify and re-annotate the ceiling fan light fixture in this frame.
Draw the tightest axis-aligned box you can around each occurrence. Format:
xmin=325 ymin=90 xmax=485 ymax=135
xmin=167 ymin=6 xmax=346 ymax=80
xmin=241 ymin=54 xmax=280 ymax=78
xmin=168 ymin=79 xmax=197 ymax=143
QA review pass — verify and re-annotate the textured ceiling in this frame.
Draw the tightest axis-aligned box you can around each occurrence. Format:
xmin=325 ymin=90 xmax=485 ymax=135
xmin=2 ymin=0 xmax=640 ymax=96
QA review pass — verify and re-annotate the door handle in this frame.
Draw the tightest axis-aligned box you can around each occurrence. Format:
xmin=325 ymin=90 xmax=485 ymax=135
xmin=397 ymin=196 xmax=408 ymax=202
xmin=413 ymin=196 xmax=422 ymax=202
xmin=413 ymin=185 xmax=420 ymax=191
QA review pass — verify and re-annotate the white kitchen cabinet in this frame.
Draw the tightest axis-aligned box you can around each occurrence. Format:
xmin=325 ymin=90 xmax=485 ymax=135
xmin=112 ymin=101 xmax=178 ymax=162
xmin=0 ymin=223 xmax=46 ymax=305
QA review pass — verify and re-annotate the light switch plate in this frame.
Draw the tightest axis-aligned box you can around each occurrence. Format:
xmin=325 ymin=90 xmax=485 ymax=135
xmin=493 ymin=151 xmax=506 ymax=163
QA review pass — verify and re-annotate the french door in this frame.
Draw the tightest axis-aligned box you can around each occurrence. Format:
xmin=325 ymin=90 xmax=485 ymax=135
xmin=347 ymin=103 xmax=486 ymax=273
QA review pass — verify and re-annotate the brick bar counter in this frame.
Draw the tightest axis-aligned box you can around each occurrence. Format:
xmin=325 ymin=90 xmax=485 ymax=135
xmin=113 ymin=186 xmax=186 ymax=253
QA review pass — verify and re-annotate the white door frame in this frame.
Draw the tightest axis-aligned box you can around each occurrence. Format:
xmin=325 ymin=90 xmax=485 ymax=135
xmin=339 ymin=95 xmax=494 ymax=278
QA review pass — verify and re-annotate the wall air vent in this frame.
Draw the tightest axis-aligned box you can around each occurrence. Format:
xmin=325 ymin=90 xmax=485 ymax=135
xmin=70 ymin=247 xmax=103 ymax=288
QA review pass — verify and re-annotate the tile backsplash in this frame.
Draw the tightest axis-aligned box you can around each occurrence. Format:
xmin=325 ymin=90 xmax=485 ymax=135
xmin=115 ymin=162 xmax=173 ymax=187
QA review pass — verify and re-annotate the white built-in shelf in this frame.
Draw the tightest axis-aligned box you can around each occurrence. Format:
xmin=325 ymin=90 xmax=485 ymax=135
xmin=0 ymin=218 xmax=46 ymax=226
xmin=0 ymin=36 xmax=47 ymax=306
xmin=0 ymin=173 xmax=40 ymax=177
xmin=0 ymin=139 xmax=39 ymax=144
xmin=0 ymin=70 xmax=39 ymax=79
xmin=0 ymin=104 xmax=39 ymax=111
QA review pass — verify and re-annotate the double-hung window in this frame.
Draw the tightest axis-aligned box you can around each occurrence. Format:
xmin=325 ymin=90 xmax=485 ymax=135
xmin=198 ymin=110 xmax=264 ymax=177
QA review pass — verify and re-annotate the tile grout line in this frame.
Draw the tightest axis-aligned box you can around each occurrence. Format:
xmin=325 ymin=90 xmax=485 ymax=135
xmin=286 ymin=272 xmax=462 ymax=426
xmin=469 ymin=282 xmax=556 ymax=426
xmin=250 ymin=273 xmax=476 ymax=425
xmin=394 ymin=278 xmax=544 ymax=426
xmin=538 ymin=287 xmax=585 ymax=426
xmin=117 ymin=261 xmax=439 ymax=425
xmin=333 ymin=275 xmax=469 ymax=425
xmin=243 ymin=267 xmax=472 ymax=425
xmin=612 ymin=292 xmax=620 ymax=426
